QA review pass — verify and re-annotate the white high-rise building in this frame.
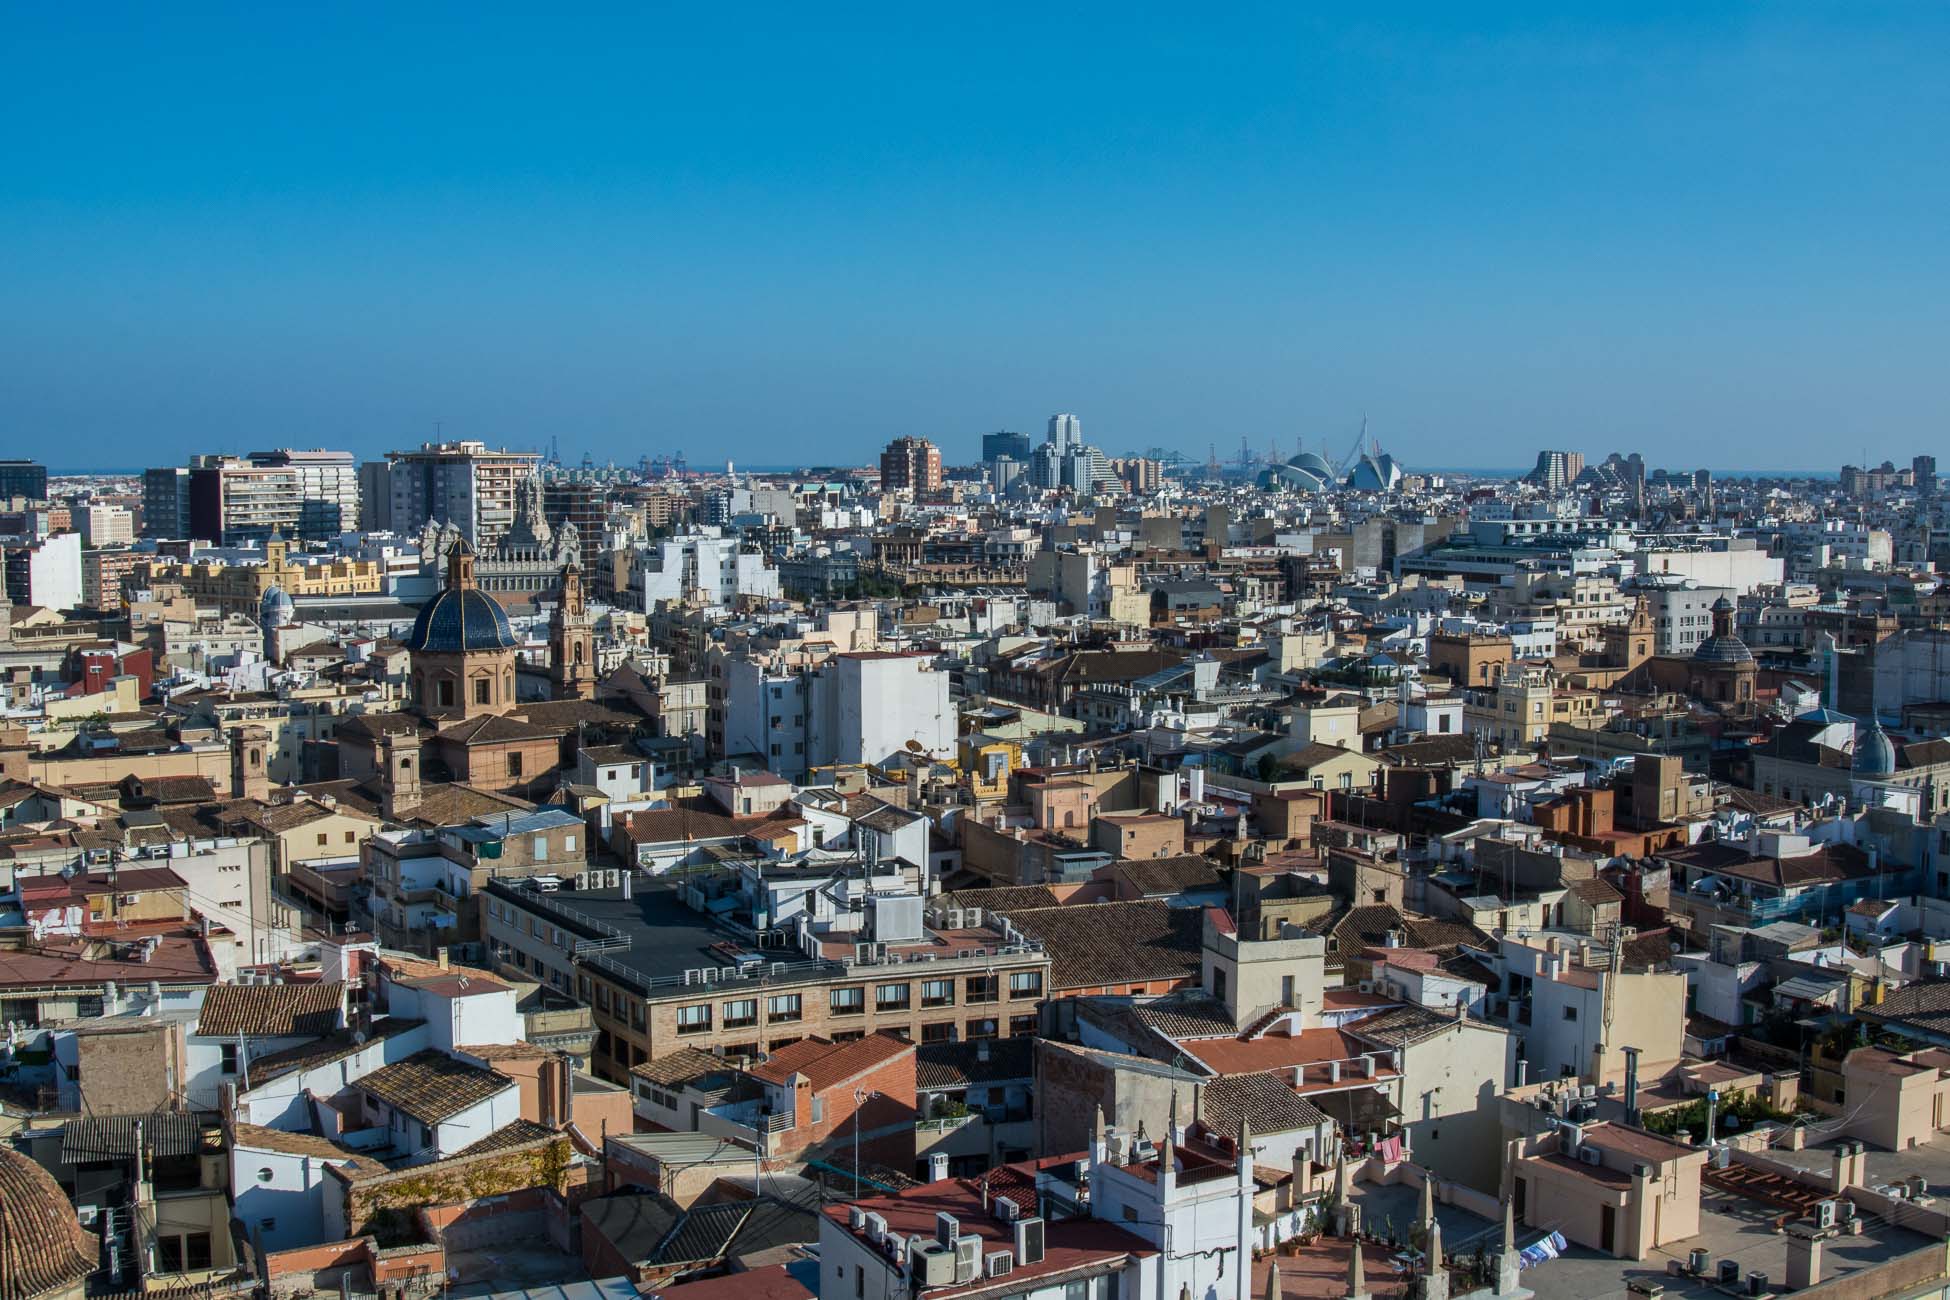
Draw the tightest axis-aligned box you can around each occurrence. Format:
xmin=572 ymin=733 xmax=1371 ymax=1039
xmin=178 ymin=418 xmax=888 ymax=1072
xmin=634 ymin=529 xmax=782 ymax=609
xmin=1047 ymin=412 xmax=1081 ymax=457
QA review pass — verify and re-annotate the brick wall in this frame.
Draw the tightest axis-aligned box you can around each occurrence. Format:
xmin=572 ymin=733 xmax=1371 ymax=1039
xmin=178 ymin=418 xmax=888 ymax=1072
xmin=779 ymin=1048 xmax=918 ymax=1169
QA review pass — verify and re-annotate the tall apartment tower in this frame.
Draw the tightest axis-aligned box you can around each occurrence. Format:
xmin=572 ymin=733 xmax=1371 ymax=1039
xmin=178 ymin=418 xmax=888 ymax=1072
xmin=1525 ymin=449 xmax=1584 ymax=492
xmin=1048 ymin=413 xmax=1081 ymax=457
xmin=142 ymin=466 xmax=192 ymax=539
xmin=246 ymin=448 xmax=361 ymax=536
xmin=385 ymin=440 xmax=543 ymax=548
xmin=180 ymin=449 xmax=359 ymax=545
xmin=878 ymin=437 xmax=943 ymax=494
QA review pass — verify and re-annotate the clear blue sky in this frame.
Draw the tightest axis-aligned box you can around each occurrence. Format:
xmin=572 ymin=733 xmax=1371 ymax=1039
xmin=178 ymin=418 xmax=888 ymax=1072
xmin=3 ymin=4 xmax=1946 ymax=471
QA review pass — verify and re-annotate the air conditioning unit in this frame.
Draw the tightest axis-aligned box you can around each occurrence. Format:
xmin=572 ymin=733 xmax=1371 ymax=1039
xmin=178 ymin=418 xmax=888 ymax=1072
xmin=1578 ymin=1146 xmax=1603 ymax=1167
xmin=935 ymin=1212 xmax=960 ymax=1248
xmin=1814 ymin=1200 xmax=1838 ymax=1229
xmin=1013 ymin=1216 xmax=1046 ymax=1265
xmin=864 ymin=1212 xmax=886 ymax=1244
xmin=916 ymin=1245 xmax=956 ymax=1288
xmin=993 ymin=1196 xmax=1021 ymax=1221
xmin=966 ymin=907 xmax=983 ymax=927
xmin=849 ymin=1207 xmax=867 ymax=1232
xmin=946 ymin=909 xmax=965 ymax=928
xmin=1357 ymin=980 xmax=1374 ymax=993
xmin=985 ymin=1251 xmax=1014 ymax=1278
xmin=953 ymin=1236 xmax=981 ymax=1283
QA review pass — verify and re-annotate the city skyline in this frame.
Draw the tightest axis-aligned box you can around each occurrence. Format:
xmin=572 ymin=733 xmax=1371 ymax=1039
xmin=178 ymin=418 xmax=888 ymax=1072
xmin=6 ymin=6 xmax=1947 ymax=468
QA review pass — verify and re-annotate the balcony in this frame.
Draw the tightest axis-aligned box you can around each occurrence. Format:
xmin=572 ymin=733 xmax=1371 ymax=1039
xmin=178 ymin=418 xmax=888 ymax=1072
xmin=700 ymin=1099 xmax=795 ymax=1150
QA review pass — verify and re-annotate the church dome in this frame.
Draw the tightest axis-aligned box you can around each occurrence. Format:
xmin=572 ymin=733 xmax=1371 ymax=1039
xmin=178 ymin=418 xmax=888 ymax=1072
xmin=259 ymin=583 xmax=295 ymax=628
xmin=0 ymin=1145 xmax=97 ymax=1300
xmin=1691 ymin=596 xmax=1754 ymax=667
xmin=405 ymin=587 xmax=516 ymax=654
xmin=1853 ymin=720 xmax=1898 ymax=777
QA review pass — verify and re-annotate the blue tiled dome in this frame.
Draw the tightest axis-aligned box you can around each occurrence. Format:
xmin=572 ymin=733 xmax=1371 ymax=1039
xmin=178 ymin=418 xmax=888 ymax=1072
xmin=1853 ymin=720 xmax=1897 ymax=777
xmin=405 ymin=587 xmax=516 ymax=653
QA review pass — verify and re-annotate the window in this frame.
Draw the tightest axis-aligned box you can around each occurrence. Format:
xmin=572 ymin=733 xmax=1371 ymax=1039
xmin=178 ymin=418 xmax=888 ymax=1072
xmin=921 ymin=1022 xmax=956 ymax=1043
xmin=965 ymin=975 xmax=998 ymax=1004
xmin=256 ymin=1167 xmax=274 ymax=1183
xmin=508 ymin=752 xmax=523 ymax=777
xmin=533 ymin=834 xmax=547 ymax=858
xmin=220 ymin=1044 xmax=239 ymax=1076
xmin=768 ymin=993 xmax=803 ymax=1022
xmin=811 ymin=1096 xmax=825 ymax=1123
xmin=317 ymin=832 xmax=328 ymax=846
xmin=877 ymin=982 xmax=910 ymax=1010
xmin=966 ymin=1018 xmax=998 ymax=1040
xmin=676 ymin=1003 xmax=711 ymax=1033
xmin=439 ymin=680 xmax=456 ymax=707
xmin=921 ymin=979 xmax=954 ymax=1008
xmin=1008 ymin=971 xmax=1043 ymax=999
xmin=831 ymin=987 xmax=865 ymax=1016
xmin=723 ymin=999 xmax=758 ymax=1029
xmin=474 ymin=678 xmax=491 ymax=705
xmin=1562 ymin=1006 xmax=1578 ymax=1021
xmin=1009 ymin=1015 xmax=1038 ymax=1036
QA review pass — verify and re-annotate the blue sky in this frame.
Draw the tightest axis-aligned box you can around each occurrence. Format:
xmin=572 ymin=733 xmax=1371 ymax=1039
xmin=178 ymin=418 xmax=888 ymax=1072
xmin=2 ymin=4 xmax=1945 ymax=470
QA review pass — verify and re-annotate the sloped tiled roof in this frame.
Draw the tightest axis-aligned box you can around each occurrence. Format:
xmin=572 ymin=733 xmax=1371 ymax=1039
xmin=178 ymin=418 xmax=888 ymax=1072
xmin=354 ymin=1049 xmax=515 ymax=1124
xmin=244 ymin=1016 xmax=426 ymax=1088
xmin=1129 ymin=992 xmax=1239 ymax=1040
xmin=1001 ymin=900 xmax=1202 ymax=991
xmin=941 ymin=884 xmax=1061 ymax=912
xmin=195 ymin=981 xmax=346 ymax=1038
xmin=747 ymin=1032 xmax=912 ymax=1092
xmin=915 ymin=1038 xmax=1034 ymax=1090
xmin=1115 ymin=854 xmax=1224 ymax=898
xmin=1200 ymin=1072 xmax=1333 ymax=1136
xmin=632 ymin=1047 xmax=731 ymax=1088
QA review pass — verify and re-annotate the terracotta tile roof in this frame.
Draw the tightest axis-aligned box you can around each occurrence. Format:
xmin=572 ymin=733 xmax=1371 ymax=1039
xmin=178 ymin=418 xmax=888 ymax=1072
xmin=1343 ymin=1004 xmax=1459 ymax=1048
xmin=621 ymin=806 xmax=757 ymax=844
xmin=194 ymin=981 xmax=346 ymax=1038
xmin=997 ymin=900 xmax=1201 ymax=991
xmin=632 ymin=1047 xmax=730 ymax=1088
xmin=1176 ymin=1027 xmax=1375 ymax=1076
xmin=230 ymin=1122 xmax=369 ymax=1164
xmin=244 ymin=1016 xmax=426 ymax=1088
xmin=1201 ymin=1072 xmax=1333 ymax=1135
xmin=353 ymin=1049 xmax=515 ymax=1124
xmin=823 ymin=1156 xmax=1157 ymax=1300
xmin=914 ymin=1038 xmax=1034 ymax=1090
xmin=1129 ymin=992 xmax=1240 ymax=1039
xmin=453 ymin=1118 xmax=560 ymax=1158
xmin=746 ymin=1032 xmax=912 ymax=1091
xmin=457 ymin=1041 xmax=551 ymax=1061
xmin=1114 ymin=854 xmax=1224 ymax=898
xmin=939 ymin=885 xmax=1061 ymax=911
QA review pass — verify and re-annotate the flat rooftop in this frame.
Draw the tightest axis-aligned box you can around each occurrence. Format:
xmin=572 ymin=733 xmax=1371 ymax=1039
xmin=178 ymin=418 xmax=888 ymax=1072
xmin=1521 ymin=1190 xmax=1932 ymax=1300
xmin=489 ymin=878 xmax=815 ymax=994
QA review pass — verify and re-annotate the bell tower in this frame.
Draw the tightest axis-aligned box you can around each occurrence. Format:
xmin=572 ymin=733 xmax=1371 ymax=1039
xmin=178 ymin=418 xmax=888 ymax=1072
xmin=550 ymin=558 xmax=596 ymax=700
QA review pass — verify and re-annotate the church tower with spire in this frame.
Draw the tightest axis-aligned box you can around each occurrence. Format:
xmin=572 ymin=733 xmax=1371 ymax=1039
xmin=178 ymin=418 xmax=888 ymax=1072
xmin=549 ymin=557 xmax=596 ymax=700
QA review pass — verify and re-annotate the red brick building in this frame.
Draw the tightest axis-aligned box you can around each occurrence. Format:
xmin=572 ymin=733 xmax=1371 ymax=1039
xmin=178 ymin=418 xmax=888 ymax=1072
xmin=738 ymin=1032 xmax=917 ymax=1170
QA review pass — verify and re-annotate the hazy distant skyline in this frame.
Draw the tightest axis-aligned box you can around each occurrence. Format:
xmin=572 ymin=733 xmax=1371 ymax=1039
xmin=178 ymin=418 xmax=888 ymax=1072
xmin=4 ymin=5 xmax=1946 ymax=470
